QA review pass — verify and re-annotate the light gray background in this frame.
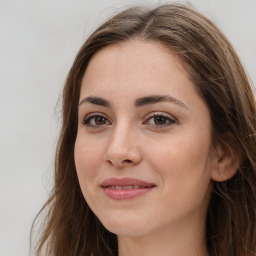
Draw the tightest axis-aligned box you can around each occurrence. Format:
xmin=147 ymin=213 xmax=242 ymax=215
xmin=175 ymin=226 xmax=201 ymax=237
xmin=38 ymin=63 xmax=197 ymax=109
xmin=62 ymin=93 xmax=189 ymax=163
xmin=0 ymin=0 xmax=255 ymax=255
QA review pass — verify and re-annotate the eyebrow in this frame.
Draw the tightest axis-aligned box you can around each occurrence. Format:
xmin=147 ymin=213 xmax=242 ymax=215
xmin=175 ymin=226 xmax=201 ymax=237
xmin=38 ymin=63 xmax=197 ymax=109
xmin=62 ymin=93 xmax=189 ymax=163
xmin=79 ymin=96 xmax=111 ymax=107
xmin=78 ymin=95 xmax=188 ymax=109
xmin=135 ymin=95 xmax=188 ymax=109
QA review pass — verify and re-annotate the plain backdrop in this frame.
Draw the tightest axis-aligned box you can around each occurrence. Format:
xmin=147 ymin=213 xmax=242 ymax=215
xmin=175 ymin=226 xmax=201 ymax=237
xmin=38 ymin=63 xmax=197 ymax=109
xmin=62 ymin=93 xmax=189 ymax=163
xmin=0 ymin=0 xmax=255 ymax=255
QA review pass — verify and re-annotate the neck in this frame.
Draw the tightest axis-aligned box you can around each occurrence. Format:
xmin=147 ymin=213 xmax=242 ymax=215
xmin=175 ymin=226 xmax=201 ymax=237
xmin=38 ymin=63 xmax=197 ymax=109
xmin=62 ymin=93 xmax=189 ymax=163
xmin=117 ymin=216 xmax=209 ymax=256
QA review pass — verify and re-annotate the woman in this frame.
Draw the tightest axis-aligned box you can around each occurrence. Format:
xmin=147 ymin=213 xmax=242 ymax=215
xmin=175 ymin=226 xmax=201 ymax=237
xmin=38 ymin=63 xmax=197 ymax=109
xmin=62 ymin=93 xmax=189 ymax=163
xmin=32 ymin=3 xmax=256 ymax=256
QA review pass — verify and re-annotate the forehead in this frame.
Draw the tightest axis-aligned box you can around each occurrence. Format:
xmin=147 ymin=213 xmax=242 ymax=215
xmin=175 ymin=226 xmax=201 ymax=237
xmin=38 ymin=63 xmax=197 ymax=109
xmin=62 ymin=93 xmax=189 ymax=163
xmin=80 ymin=39 xmax=193 ymax=95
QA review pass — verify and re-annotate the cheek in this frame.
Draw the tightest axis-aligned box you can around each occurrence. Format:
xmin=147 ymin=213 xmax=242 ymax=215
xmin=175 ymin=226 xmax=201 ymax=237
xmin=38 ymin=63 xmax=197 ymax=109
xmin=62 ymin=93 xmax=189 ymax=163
xmin=146 ymin=128 xmax=213 ymax=191
xmin=74 ymin=136 xmax=104 ymax=192
xmin=153 ymin=137 xmax=212 ymax=216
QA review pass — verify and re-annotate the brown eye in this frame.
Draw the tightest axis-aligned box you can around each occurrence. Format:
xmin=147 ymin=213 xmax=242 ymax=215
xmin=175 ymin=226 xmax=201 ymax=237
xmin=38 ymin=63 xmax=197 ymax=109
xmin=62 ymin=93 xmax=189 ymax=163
xmin=83 ymin=114 xmax=110 ymax=127
xmin=95 ymin=116 xmax=107 ymax=125
xmin=154 ymin=116 xmax=168 ymax=125
xmin=145 ymin=113 xmax=176 ymax=128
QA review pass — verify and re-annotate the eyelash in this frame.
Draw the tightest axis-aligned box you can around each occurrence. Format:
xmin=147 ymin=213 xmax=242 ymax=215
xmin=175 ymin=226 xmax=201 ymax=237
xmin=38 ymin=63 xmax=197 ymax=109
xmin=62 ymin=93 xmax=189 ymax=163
xmin=143 ymin=112 xmax=177 ymax=128
xmin=82 ymin=112 xmax=111 ymax=128
xmin=82 ymin=112 xmax=177 ymax=129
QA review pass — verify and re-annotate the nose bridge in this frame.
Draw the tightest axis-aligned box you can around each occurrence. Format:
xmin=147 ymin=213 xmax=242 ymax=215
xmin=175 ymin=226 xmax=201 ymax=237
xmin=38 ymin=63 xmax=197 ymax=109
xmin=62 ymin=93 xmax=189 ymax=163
xmin=109 ymin=120 xmax=133 ymax=153
xmin=104 ymin=118 xmax=141 ymax=167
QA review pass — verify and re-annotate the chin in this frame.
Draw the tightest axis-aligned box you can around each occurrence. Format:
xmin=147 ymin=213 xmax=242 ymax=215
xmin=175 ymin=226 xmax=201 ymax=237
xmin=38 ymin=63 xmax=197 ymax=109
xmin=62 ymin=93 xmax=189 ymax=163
xmin=98 ymin=212 xmax=151 ymax=237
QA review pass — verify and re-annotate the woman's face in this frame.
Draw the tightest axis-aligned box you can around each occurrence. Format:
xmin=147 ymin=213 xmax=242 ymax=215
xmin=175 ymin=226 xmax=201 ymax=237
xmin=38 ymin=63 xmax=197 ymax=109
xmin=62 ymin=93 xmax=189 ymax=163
xmin=74 ymin=40 xmax=218 ymax=238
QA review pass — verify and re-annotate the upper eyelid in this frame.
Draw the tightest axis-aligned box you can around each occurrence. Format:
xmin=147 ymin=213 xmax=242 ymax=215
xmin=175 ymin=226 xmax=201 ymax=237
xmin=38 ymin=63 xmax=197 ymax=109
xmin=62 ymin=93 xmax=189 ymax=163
xmin=144 ymin=111 xmax=177 ymax=121
xmin=83 ymin=112 xmax=110 ymax=120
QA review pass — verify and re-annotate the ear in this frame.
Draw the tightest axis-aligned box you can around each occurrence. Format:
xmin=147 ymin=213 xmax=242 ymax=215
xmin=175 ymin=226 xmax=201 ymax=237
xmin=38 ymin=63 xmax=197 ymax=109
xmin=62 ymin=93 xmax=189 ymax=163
xmin=211 ymin=140 xmax=243 ymax=182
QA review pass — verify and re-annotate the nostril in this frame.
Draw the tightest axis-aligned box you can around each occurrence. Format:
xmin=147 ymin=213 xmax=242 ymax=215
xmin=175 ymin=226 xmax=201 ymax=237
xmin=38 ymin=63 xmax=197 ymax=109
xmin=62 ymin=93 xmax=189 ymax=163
xmin=106 ymin=160 xmax=112 ymax=165
xmin=105 ymin=159 xmax=132 ymax=168
xmin=123 ymin=159 xmax=132 ymax=163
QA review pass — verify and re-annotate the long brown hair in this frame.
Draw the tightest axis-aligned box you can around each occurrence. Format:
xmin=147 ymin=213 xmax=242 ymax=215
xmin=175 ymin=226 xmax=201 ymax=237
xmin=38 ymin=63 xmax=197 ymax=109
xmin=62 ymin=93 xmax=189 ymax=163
xmin=32 ymin=3 xmax=256 ymax=256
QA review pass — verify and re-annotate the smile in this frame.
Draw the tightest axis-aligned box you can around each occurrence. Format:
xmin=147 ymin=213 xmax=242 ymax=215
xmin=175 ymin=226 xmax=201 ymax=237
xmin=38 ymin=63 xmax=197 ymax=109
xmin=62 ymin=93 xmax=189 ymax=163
xmin=101 ymin=177 xmax=156 ymax=200
xmin=106 ymin=185 xmax=147 ymax=189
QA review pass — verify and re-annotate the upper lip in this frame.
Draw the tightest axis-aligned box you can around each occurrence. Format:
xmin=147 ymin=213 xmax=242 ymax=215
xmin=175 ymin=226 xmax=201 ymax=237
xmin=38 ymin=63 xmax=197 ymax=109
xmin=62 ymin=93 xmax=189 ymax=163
xmin=101 ymin=177 xmax=156 ymax=188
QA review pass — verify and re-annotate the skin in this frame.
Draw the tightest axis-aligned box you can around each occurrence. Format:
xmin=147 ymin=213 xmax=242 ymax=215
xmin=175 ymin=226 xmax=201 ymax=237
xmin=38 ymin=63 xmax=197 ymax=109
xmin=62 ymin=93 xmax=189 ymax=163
xmin=74 ymin=39 xmax=221 ymax=256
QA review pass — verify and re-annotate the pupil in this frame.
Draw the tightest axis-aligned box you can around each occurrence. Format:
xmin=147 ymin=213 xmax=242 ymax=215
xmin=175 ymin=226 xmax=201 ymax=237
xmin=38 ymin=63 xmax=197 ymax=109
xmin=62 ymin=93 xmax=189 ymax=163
xmin=154 ymin=116 xmax=166 ymax=125
xmin=95 ymin=116 xmax=106 ymax=125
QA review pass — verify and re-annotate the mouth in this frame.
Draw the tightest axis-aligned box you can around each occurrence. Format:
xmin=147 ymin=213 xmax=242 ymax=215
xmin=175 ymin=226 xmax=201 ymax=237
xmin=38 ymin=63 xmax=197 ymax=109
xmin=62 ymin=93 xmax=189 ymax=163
xmin=104 ymin=185 xmax=152 ymax=189
xmin=101 ymin=177 xmax=156 ymax=200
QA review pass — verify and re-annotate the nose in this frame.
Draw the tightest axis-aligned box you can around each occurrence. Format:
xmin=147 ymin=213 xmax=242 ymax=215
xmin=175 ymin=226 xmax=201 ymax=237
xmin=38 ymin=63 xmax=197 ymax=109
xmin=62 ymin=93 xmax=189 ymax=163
xmin=103 ymin=124 xmax=142 ymax=168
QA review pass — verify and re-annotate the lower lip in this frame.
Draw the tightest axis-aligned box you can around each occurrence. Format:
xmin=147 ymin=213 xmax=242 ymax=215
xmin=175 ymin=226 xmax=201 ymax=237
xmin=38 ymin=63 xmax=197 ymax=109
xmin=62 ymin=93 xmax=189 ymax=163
xmin=102 ymin=187 xmax=154 ymax=200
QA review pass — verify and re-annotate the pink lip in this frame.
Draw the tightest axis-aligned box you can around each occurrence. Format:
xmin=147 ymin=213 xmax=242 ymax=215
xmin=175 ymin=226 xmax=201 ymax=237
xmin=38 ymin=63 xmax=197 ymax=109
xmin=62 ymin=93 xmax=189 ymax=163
xmin=101 ymin=177 xmax=156 ymax=200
